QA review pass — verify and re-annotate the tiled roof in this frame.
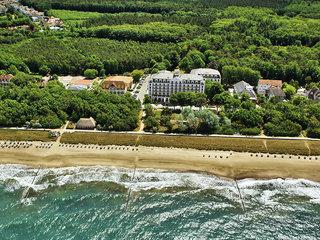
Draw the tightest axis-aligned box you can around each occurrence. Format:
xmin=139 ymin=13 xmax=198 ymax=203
xmin=106 ymin=76 xmax=133 ymax=85
xmin=0 ymin=74 xmax=14 ymax=81
xmin=258 ymin=79 xmax=283 ymax=88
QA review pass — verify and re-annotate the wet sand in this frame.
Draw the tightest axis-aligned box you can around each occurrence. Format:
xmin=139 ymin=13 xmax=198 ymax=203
xmin=0 ymin=141 xmax=320 ymax=182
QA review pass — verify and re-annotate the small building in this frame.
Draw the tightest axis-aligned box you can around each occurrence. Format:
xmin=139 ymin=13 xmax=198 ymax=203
xmin=268 ymin=88 xmax=286 ymax=101
xmin=190 ymin=68 xmax=221 ymax=83
xmin=257 ymin=79 xmax=283 ymax=96
xmin=296 ymin=87 xmax=307 ymax=97
xmin=233 ymin=81 xmax=257 ymax=101
xmin=76 ymin=117 xmax=96 ymax=130
xmin=0 ymin=74 xmax=14 ymax=85
xmin=101 ymin=76 xmax=133 ymax=94
xmin=307 ymin=89 xmax=320 ymax=101
xmin=67 ymin=79 xmax=94 ymax=91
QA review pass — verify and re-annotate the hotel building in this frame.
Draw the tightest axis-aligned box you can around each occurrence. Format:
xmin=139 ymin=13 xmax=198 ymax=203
xmin=190 ymin=68 xmax=221 ymax=82
xmin=148 ymin=70 xmax=205 ymax=103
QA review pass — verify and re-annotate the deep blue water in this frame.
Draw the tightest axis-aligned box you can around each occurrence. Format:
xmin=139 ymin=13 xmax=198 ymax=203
xmin=0 ymin=165 xmax=320 ymax=240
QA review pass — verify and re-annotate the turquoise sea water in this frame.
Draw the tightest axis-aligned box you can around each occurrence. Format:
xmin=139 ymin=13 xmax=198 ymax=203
xmin=0 ymin=164 xmax=320 ymax=240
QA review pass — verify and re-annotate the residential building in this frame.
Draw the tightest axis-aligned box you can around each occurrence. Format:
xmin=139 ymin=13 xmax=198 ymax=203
xmin=268 ymin=88 xmax=286 ymax=101
xmin=101 ymin=76 xmax=133 ymax=94
xmin=257 ymin=79 xmax=283 ymax=95
xmin=190 ymin=68 xmax=221 ymax=82
xmin=233 ymin=81 xmax=257 ymax=101
xmin=76 ymin=117 xmax=96 ymax=130
xmin=0 ymin=74 xmax=13 ymax=85
xmin=307 ymin=89 xmax=320 ymax=101
xmin=296 ymin=87 xmax=307 ymax=97
xmin=148 ymin=70 xmax=205 ymax=103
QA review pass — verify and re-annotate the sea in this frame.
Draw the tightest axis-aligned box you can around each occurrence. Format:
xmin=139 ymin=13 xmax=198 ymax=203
xmin=0 ymin=164 xmax=319 ymax=240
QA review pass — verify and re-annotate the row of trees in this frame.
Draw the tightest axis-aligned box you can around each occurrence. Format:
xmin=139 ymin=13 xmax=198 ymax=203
xmin=82 ymin=11 xmax=216 ymax=28
xmin=170 ymin=92 xmax=207 ymax=107
xmin=79 ymin=22 xmax=198 ymax=43
xmin=21 ymin=0 xmax=291 ymax=14
xmin=0 ymin=37 xmax=176 ymax=75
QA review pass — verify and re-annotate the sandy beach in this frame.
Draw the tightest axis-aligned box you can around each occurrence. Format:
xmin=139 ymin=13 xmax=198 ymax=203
xmin=0 ymin=141 xmax=320 ymax=182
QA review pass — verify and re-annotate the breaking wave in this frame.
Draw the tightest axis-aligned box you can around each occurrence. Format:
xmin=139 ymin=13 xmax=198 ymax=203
xmin=0 ymin=164 xmax=320 ymax=204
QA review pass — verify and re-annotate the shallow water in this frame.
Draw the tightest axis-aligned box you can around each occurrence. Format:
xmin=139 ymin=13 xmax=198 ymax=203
xmin=0 ymin=164 xmax=319 ymax=239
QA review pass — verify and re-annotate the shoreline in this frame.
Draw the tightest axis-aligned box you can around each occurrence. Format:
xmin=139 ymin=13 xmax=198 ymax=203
xmin=1 ymin=141 xmax=320 ymax=182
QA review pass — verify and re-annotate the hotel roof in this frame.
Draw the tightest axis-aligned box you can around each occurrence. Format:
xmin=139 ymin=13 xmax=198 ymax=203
xmin=190 ymin=68 xmax=221 ymax=76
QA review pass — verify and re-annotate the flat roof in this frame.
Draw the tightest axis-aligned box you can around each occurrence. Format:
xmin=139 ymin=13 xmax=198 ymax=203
xmin=190 ymin=68 xmax=221 ymax=76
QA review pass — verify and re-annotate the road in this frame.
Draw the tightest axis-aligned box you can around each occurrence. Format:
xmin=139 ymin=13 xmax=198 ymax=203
xmin=132 ymin=74 xmax=150 ymax=104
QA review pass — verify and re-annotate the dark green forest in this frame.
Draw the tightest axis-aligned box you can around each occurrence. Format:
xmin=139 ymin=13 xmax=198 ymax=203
xmin=1 ymin=0 xmax=320 ymax=85
xmin=1 ymin=0 xmax=320 ymax=135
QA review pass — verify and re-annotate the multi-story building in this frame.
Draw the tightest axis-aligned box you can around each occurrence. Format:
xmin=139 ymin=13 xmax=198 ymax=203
xmin=190 ymin=68 xmax=221 ymax=83
xmin=148 ymin=70 xmax=205 ymax=103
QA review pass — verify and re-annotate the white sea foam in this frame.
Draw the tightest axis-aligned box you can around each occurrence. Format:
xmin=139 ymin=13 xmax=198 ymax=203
xmin=0 ymin=164 xmax=320 ymax=204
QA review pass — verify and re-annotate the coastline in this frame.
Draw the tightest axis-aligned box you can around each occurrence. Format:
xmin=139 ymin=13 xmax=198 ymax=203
xmin=1 ymin=141 xmax=320 ymax=182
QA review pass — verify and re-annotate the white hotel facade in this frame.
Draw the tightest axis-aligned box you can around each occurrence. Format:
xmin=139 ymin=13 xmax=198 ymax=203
xmin=190 ymin=68 xmax=221 ymax=83
xmin=148 ymin=70 xmax=205 ymax=103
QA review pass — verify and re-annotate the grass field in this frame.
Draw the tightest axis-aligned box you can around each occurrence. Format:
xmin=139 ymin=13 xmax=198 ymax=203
xmin=138 ymin=135 xmax=268 ymax=153
xmin=61 ymin=132 xmax=138 ymax=146
xmin=0 ymin=129 xmax=56 ymax=142
xmin=60 ymin=132 xmax=320 ymax=156
xmin=265 ymin=139 xmax=310 ymax=156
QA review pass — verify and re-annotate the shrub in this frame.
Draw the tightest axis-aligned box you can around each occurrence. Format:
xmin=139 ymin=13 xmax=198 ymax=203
xmin=306 ymin=128 xmax=320 ymax=139
xmin=84 ymin=68 xmax=98 ymax=79
xmin=264 ymin=120 xmax=302 ymax=137
xmin=239 ymin=127 xmax=261 ymax=136
xmin=217 ymin=125 xmax=236 ymax=135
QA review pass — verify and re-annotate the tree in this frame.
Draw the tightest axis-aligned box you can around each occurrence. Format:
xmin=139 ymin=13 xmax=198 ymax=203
xmin=231 ymin=109 xmax=263 ymax=128
xmin=143 ymin=95 xmax=152 ymax=104
xmin=205 ymin=81 xmax=225 ymax=102
xmin=144 ymin=116 xmax=159 ymax=132
xmin=132 ymin=69 xmax=144 ymax=83
xmin=195 ymin=109 xmax=220 ymax=134
xmin=179 ymin=50 xmax=205 ymax=72
xmin=170 ymin=92 xmax=207 ymax=107
xmin=84 ymin=69 xmax=98 ymax=79
xmin=282 ymin=83 xmax=296 ymax=99
xmin=264 ymin=120 xmax=302 ymax=137
xmin=222 ymin=66 xmax=261 ymax=86
xmin=7 ymin=65 xmax=18 ymax=75
xmin=39 ymin=65 xmax=51 ymax=75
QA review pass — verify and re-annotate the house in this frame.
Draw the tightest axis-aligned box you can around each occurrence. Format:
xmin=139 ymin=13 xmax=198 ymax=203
xmin=148 ymin=70 xmax=205 ymax=103
xmin=307 ymin=89 xmax=320 ymax=101
xmin=76 ymin=117 xmax=96 ymax=130
xmin=190 ymin=68 xmax=221 ymax=83
xmin=44 ymin=16 xmax=63 ymax=30
xmin=233 ymin=81 xmax=257 ymax=101
xmin=296 ymin=87 xmax=307 ymax=97
xmin=101 ymin=76 xmax=133 ymax=94
xmin=268 ymin=88 xmax=286 ymax=101
xmin=257 ymin=79 xmax=283 ymax=96
xmin=0 ymin=74 xmax=14 ymax=85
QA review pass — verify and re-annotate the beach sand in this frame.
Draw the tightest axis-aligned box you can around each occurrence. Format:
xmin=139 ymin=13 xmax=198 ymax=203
xmin=0 ymin=141 xmax=320 ymax=182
